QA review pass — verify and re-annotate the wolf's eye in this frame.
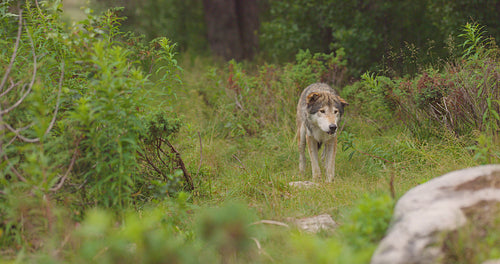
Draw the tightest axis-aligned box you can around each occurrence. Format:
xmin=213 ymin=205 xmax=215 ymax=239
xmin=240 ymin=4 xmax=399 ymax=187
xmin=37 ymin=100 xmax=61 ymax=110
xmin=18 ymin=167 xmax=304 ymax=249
xmin=320 ymin=110 xmax=325 ymax=114
xmin=334 ymin=110 xmax=339 ymax=114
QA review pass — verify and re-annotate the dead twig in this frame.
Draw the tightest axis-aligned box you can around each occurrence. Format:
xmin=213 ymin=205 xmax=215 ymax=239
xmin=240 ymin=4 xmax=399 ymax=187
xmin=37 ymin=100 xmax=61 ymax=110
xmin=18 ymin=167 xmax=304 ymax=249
xmin=232 ymin=154 xmax=249 ymax=173
xmin=197 ymin=131 xmax=203 ymax=177
xmin=0 ymin=18 xmax=37 ymax=116
xmin=0 ymin=10 xmax=23 ymax=158
xmin=136 ymin=149 xmax=165 ymax=177
xmin=4 ymin=122 xmax=39 ymax=143
xmin=0 ymin=9 xmax=23 ymax=90
xmin=249 ymin=220 xmax=290 ymax=228
xmin=45 ymin=61 xmax=64 ymax=136
xmin=250 ymin=237 xmax=275 ymax=262
xmin=3 ymin=154 xmax=27 ymax=183
xmin=389 ymin=170 xmax=395 ymax=200
xmin=162 ymin=138 xmax=194 ymax=191
xmin=50 ymin=137 xmax=81 ymax=192
xmin=0 ymin=80 xmax=21 ymax=97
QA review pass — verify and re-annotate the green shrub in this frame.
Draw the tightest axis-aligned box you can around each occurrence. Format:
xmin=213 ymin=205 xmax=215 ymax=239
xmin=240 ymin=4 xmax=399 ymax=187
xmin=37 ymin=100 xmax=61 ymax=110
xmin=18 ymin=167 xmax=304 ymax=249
xmin=206 ymin=50 xmax=347 ymax=139
xmin=339 ymin=194 xmax=394 ymax=249
xmin=62 ymin=194 xmax=199 ymax=264
xmin=344 ymin=23 xmax=499 ymax=145
xmin=20 ymin=198 xmax=260 ymax=264
xmin=96 ymin=0 xmax=207 ymax=53
xmin=0 ymin=1 xmax=186 ymax=251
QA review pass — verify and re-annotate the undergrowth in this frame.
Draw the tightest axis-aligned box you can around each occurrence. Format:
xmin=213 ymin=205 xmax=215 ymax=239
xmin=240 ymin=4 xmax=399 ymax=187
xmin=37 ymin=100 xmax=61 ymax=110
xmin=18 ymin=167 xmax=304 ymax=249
xmin=0 ymin=1 xmax=498 ymax=263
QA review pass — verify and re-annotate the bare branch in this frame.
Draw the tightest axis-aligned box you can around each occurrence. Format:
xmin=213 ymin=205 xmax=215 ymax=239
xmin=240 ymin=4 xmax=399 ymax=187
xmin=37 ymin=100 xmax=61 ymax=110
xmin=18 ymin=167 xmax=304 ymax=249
xmin=0 ymin=19 xmax=37 ymax=115
xmin=3 ymin=154 xmax=27 ymax=183
xmin=137 ymin=149 xmax=167 ymax=178
xmin=5 ymin=135 xmax=17 ymax=147
xmin=4 ymin=122 xmax=39 ymax=143
xmin=45 ymin=61 xmax=64 ymax=136
xmin=2 ymin=61 xmax=63 ymax=143
xmin=50 ymin=137 xmax=81 ymax=192
xmin=196 ymin=131 xmax=203 ymax=177
xmin=0 ymin=80 xmax=22 ymax=98
xmin=2 ymin=123 xmax=35 ymax=146
xmin=249 ymin=220 xmax=290 ymax=228
xmin=163 ymin=138 xmax=194 ymax=191
xmin=0 ymin=9 xmax=23 ymax=91
xmin=250 ymin=237 xmax=275 ymax=262
xmin=154 ymin=138 xmax=170 ymax=170
xmin=232 ymin=154 xmax=249 ymax=173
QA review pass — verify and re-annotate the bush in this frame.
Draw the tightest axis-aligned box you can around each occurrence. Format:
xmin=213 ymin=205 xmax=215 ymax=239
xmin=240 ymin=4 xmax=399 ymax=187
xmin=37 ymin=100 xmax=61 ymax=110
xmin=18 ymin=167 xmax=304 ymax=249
xmin=339 ymin=194 xmax=394 ymax=249
xmin=95 ymin=0 xmax=207 ymax=53
xmin=19 ymin=198 xmax=259 ymax=264
xmin=345 ymin=23 xmax=499 ymax=142
xmin=206 ymin=50 xmax=347 ymax=138
xmin=261 ymin=1 xmax=500 ymax=77
xmin=0 ymin=1 xmax=187 ymax=251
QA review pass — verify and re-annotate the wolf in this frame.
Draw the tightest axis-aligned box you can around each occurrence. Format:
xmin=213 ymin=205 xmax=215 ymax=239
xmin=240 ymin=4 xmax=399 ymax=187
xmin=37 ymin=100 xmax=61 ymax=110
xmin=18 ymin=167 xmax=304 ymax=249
xmin=296 ymin=83 xmax=348 ymax=182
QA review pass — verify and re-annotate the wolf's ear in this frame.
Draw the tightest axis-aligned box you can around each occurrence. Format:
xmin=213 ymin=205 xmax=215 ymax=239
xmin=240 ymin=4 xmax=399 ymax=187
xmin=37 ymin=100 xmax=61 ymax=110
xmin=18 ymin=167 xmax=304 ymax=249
xmin=338 ymin=96 xmax=349 ymax=107
xmin=306 ymin=93 xmax=320 ymax=105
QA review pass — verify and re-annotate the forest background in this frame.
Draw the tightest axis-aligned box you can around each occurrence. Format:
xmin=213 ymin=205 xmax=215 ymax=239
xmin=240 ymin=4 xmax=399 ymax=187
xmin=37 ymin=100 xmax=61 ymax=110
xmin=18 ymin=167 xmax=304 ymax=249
xmin=0 ymin=0 xmax=499 ymax=263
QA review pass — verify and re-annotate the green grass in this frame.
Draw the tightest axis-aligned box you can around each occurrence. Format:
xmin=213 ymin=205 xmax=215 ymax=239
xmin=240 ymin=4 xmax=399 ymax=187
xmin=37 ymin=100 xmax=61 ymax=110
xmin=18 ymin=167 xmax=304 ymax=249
xmin=2 ymin=3 xmax=498 ymax=262
xmin=2 ymin=47 xmax=488 ymax=264
xmin=144 ymin=54 xmax=482 ymax=262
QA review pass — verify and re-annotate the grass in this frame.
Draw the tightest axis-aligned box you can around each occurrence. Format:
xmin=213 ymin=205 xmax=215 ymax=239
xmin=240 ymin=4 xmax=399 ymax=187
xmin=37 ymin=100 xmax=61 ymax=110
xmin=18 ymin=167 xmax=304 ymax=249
xmin=441 ymin=202 xmax=500 ymax=263
xmin=1 ymin=44 xmax=491 ymax=264
xmin=2 ymin=3 xmax=497 ymax=262
xmin=144 ymin=53 xmax=483 ymax=262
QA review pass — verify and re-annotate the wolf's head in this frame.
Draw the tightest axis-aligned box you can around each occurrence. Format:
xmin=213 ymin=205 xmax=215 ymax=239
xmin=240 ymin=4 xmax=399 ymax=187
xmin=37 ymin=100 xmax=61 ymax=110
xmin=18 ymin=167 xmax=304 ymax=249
xmin=306 ymin=92 xmax=348 ymax=135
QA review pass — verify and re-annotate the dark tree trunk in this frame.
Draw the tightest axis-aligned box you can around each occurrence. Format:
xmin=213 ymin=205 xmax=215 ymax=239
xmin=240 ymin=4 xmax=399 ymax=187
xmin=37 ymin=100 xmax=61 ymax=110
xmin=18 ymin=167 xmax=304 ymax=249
xmin=202 ymin=0 xmax=259 ymax=60
xmin=235 ymin=0 xmax=259 ymax=60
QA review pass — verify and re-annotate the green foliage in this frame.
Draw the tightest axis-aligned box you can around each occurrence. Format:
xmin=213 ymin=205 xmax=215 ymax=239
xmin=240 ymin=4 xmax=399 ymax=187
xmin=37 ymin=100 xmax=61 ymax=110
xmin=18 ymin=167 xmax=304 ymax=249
xmin=289 ymin=49 xmax=347 ymax=88
xmin=260 ymin=0 xmax=335 ymax=62
xmin=15 ymin=198 xmax=260 ymax=264
xmin=1 ymin=1 xmax=499 ymax=262
xmin=261 ymin=0 xmax=500 ymax=77
xmin=339 ymin=194 xmax=394 ymax=249
xmin=196 ymin=202 xmax=259 ymax=263
xmin=69 ymin=40 xmax=147 ymax=208
xmin=459 ymin=22 xmax=489 ymax=59
xmin=279 ymin=194 xmax=394 ymax=264
xmin=344 ymin=23 xmax=499 ymax=145
xmin=0 ymin=1 xmax=186 ymax=251
xmin=440 ymin=203 xmax=500 ymax=264
xmin=206 ymin=50 xmax=347 ymax=139
xmin=96 ymin=0 xmax=207 ymax=53
xmin=136 ymin=111 xmax=194 ymax=200
xmin=56 ymin=195 xmax=200 ymax=264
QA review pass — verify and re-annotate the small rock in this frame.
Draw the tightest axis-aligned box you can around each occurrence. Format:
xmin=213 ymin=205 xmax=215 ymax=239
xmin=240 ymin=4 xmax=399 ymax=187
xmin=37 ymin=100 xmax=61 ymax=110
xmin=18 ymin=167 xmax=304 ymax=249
xmin=288 ymin=181 xmax=319 ymax=188
xmin=289 ymin=214 xmax=337 ymax=233
xmin=483 ymin=260 xmax=500 ymax=264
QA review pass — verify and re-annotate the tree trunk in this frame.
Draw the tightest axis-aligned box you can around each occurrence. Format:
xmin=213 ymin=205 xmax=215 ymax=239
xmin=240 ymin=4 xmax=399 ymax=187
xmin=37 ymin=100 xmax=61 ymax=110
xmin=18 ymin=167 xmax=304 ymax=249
xmin=202 ymin=0 xmax=259 ymax=60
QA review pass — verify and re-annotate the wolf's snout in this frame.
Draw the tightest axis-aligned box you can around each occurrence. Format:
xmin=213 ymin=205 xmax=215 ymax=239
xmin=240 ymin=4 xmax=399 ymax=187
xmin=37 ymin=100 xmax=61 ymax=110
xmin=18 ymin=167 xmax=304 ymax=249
xmin=328 ymin=124 xmax=337 ymax=134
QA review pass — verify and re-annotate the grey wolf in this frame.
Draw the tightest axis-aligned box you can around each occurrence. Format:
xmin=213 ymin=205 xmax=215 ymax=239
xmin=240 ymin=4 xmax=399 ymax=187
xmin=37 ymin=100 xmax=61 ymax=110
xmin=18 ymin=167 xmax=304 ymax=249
xmin=296 ymin=83 xmax=348 ymax=182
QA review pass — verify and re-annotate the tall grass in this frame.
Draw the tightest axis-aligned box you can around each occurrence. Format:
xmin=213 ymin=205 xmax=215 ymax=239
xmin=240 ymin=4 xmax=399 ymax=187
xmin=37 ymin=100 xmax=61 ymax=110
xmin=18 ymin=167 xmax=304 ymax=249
xmin=1 ymin=3 xmax=496 ymax=261
xmin=160 ymin=43 xmax=480 ymax=262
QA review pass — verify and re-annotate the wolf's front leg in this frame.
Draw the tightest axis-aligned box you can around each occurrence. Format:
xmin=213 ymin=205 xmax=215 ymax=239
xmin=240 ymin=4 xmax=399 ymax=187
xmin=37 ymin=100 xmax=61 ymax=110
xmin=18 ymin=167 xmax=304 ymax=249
xmin=306 ymin=136 xmax=321 ymax=181
xmin=324 ymin=137 xmax=337 ymax=182
xmin=298 ymin=125 xmax=307 ymax=176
